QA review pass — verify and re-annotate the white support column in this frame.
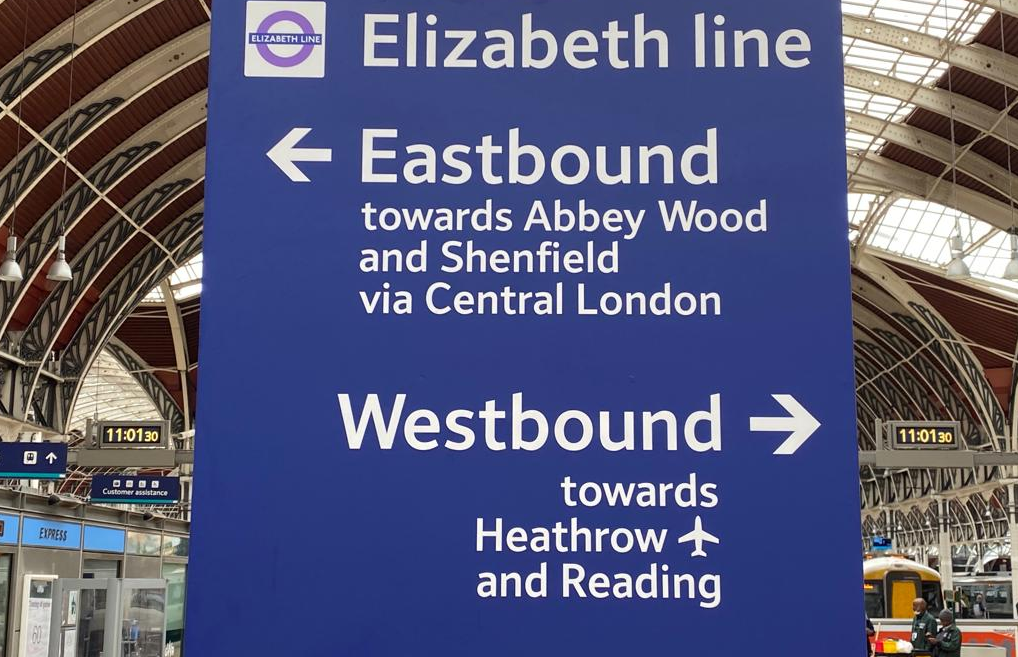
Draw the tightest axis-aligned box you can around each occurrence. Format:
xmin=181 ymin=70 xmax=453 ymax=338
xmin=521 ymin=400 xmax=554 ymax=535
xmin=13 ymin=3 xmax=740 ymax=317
xmin=161 ymin=281 xmax=191 ymax=431
xmin=938 ymin=499 xmax=954 ymax=597
xmin=1010 ymin=485 xmax=1018 ymax=619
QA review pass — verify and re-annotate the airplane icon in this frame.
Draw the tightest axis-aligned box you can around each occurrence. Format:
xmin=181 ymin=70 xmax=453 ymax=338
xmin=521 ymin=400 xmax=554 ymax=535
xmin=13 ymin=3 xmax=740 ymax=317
xmin=677 ymin=516 xmax=720 ymax=558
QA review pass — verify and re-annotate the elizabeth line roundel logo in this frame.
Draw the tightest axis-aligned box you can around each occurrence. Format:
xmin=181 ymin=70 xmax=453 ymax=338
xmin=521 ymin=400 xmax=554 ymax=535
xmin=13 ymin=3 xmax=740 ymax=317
xmin=244 ymin=1 xmax=326 ymax=78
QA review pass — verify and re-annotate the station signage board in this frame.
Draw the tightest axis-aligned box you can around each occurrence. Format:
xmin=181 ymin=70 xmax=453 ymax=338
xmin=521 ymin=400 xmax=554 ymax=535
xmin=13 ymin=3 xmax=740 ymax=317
xmin=90 ymin=476 xmax=181 ymax=505
xmin=872 ymin=536 xmax=893 ymax=551
xmin=0 ymin=443 xmax=66 ymax=479
xmin=190 ymin=1 xmax=860 ymax=655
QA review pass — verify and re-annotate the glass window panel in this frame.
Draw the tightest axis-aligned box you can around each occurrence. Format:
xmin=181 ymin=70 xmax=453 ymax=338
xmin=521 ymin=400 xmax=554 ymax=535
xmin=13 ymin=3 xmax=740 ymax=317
xmin=0 ymin=555 xmax=12 ymax=657
xmin=162 ymin=564 xmax=186 ymax=657
xmin=126 ymin=532 xmax=161 ymax=557
xmin=123 ymin=588 xmax=165 ymax=657
xmin=161 ymin=536 xmax=189 ymax=558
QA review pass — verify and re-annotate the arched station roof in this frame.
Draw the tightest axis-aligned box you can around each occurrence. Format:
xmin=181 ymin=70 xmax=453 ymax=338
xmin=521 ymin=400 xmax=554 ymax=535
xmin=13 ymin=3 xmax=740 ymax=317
xmin=0 ymin=0 xmax=208 ymax=438
xmin=845 ymin=0 xmax=1018 ymax=549
xmin=0 ymin=0 xmax=1017 ymax=540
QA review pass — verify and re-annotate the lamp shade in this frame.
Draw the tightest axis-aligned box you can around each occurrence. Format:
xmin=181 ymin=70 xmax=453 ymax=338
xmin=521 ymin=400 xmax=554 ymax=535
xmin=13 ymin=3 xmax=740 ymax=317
xmin=0 ymin=236 xmax=21 ymax=283
xmin=46 ymin=236 xmax=72 ymax=282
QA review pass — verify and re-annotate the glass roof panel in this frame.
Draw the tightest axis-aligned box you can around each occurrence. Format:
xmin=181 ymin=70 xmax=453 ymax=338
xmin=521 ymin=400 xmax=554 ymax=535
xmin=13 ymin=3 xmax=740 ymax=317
xmin=851 ymin=193 xmax=1018 ymax=289
xmin=841 ymin=0 xmax=995 ymax=164
xmin=842 ymin=0 xmax=992 ymax=37
xmin=68 ymin=349 xmax=162 ymax=434
xmin=143 ymin=253 xmax=204 ymax=304
xmin=841 ymin=0 xmax=1015 ymax=292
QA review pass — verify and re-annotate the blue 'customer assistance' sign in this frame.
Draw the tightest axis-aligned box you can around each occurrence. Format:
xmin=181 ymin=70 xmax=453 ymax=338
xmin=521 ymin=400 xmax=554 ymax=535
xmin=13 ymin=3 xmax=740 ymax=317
xmin=189 ymin=2 xmax=860 ymax=655
xmin=90 ymin=476 xmax=181 ymax=505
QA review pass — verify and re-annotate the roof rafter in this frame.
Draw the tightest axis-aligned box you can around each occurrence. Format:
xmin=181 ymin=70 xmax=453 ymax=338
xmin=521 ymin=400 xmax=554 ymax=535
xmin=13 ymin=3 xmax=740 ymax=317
xmin=844 ymin=14 xmax=1018 ymax=91
xmin=848 ymin=152 xmax=1018 ymax=230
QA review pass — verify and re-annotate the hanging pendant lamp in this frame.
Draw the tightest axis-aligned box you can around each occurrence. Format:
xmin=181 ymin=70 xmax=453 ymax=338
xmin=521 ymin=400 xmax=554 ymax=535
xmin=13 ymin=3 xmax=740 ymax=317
xmin=46 ymin=235 xmax=72 ymax=282
xmin=0 ymin=236 xmax=23 ymax=282
xmin=946 ymin=232 xmax=970 ymax=280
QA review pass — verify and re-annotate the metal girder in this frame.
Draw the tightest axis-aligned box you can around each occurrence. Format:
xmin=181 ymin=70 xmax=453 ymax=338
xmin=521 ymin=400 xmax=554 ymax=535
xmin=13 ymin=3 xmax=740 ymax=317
xmin=848 ymin=152 xmax=1018 ymax=230
xmin=57 ymin=216 xmax=204 ymax=432
xmin=18 ymin=149 xmax=205 ymax=366
xmin=104 ymin=338 xmax=185 ymax=434
xmin=853 ymin=302 xmax=953 ymax=420
xmin=0 ymin=92 xmax=207 ymax=342
xmin=0 ymin=99 xmax=123 ymax=228
xmin=844 ymin=66 xmax=1018 ymax=151
xmin=853 ymin=307 xmax=984 ymax=449
xmin=71 ymin=448 xmax=194 ymax=468
xmin=0 ymin=45 xmax=72 ymax=105
xmin=853 ymin=347 xmax=979 ymax=491
xmin=1011 ymin=334 xmax=1018 ymax=460
xmin=851 ymin=264 xmax=1006 ymax=511
xmin=853 ymin=294 xmax=948 ymax=509
xmin=0 ymin=24 xmax=209 ymax=228
xmin=860 ymin=452 xmax=1018 ymax=468
xmin=968 ymin=0 xmax=1018 ymax=19
xmin=855 ymin=384 xmax=885 ymax=449
xmin=855 ymin=336 xmax=939 ymax=424
xmin=0 ymin=0 xmax=167 ymax=107
xmin=905 ymin=298 xmax=1008 ymax=440
xmin=5 ymin=208 xmax=203 ymax=430
xmin=844 ymin=15 xmax=1018 ymax=92
xmin=855 ymin=350 xmax=915 ymax=423
xmin=852 ymin=276 xmax=995 ymax=448
xmin=862 ymin=486 xmax=1012 ymax=548
xmin=864 ymin=323 xmax=986 ymax=449
xmin=160 ymin=282 xmax=192 ymax=432
xmin=861 ymin=482 xmax=1004 ymax=520
xmin=847 ymin=110 xmax=1018 ymax=201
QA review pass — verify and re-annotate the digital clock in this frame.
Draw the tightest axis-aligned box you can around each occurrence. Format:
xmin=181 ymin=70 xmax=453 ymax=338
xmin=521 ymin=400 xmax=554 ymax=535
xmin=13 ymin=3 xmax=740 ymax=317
xmin=95 ymin=420 xmax=170 ymax=449
xmin=888 ymin=421 xmax=960 ymax=450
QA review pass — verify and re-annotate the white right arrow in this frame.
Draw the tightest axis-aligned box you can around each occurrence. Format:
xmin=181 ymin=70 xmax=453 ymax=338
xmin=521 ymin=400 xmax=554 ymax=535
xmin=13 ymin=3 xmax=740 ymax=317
xmin=266 ymin=127 xmax=333 ymax=183
xmin=749 ymin=394 xmax=821 ymax=456
xmin=45 ymin=453 xmax=57 ymax=464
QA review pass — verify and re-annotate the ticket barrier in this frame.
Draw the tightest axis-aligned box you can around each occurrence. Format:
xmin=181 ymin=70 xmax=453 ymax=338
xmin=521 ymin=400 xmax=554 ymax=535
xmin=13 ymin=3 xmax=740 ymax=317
xmin=46 ymin=578 xmax=166 ymax=657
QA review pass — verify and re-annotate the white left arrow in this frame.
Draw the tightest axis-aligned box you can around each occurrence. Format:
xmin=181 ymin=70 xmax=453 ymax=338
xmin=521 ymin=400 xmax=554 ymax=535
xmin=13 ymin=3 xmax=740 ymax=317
xmin=45 ymin=453 xmax=57 ymax=464
xmin=266 ymin=127 xmax=332 ymax=183
xmin=749 ymin=394 xmax=821 ymax=456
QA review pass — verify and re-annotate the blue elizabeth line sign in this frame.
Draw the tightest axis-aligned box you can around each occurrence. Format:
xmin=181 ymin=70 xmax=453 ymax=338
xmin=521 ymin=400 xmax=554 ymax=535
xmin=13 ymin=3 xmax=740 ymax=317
xmin=190 ymin=2 xmax=860 ymax=656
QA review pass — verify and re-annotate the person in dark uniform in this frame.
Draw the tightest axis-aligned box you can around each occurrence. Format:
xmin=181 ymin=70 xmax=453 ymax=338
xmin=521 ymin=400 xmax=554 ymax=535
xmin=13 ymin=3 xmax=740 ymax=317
xmin=866 ymin=615 xmax=875 ymax=657
xmin=911 ymin=598 xmax=938 ymax=654
xmin=927 ymin=610 xmax=962 ymax=657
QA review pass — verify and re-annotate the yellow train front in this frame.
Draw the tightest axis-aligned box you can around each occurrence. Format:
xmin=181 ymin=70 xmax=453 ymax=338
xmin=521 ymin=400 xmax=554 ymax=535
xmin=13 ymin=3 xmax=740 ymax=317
xmin=864 ymin=556 xmax=943 ymax=619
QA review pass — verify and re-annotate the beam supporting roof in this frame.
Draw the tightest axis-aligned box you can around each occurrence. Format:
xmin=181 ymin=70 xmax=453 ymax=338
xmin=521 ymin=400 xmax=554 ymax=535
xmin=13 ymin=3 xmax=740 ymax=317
xmin=0 ymin=0 xmax=168 ymax=111
xmin=0 ymin=24 xmax=210 ymax=230
xmin=847 ymin=109 xmax=1018 ymax=201
xmin=856 ymin=252 xmax=1008 ymax=444
xmin=160 ymin=280 xmax=192 ymax=432
xmin=58 ymin=218 xmax=204 ymax=431
xmin=848 ymin=152 xmax=1018 ymax=230
xmin=844 ymin=14 xmax=1018 ymax=91
xmin=17 ymin=150 xmax=206 ymax=366
xmin=0 ymin=93 xmax=207 ymax=339
xmin=844 ymin=66 xmax=1018 ymax=153
xmin=105 ymin=337 xmax=185 ymax=433
xmin=968 ymin=0 xmax=1018 ymax=19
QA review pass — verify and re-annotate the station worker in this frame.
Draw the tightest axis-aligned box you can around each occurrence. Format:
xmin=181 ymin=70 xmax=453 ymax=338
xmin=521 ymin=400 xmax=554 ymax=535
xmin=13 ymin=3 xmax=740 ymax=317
xmin=911 ymin=598 xmax=938 ymax=654
xmin=927 ymin=610 xmax=961 ymax=657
